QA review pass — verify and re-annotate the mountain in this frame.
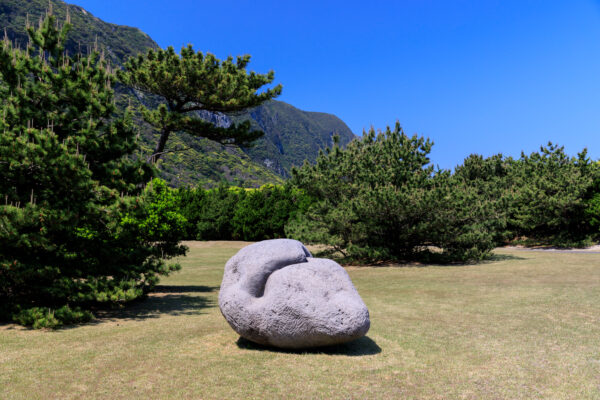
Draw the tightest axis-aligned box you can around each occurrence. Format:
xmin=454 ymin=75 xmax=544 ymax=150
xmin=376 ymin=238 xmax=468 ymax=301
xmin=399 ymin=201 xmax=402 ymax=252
xmin=236 ymin=101 xmax=355 ymax=177
xmin=0 ymin=0 xmax=158 ymax=64
xmin=0 ymin=0 xmax=356 ymax=187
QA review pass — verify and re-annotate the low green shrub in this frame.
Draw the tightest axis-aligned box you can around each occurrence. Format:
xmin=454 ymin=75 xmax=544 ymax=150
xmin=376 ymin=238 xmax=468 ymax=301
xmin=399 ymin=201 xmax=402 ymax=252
xmin=13 ymin=306 xmax=93 ymax=330
xmin=175 ymin=183 xmax=313 ymax=241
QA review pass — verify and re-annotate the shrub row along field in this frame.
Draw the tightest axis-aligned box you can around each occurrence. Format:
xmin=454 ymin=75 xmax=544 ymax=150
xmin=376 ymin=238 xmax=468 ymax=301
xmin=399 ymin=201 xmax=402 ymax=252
xmin=173 ymin=127 xmax=600 ymax=263
xmin=175 ymin=184 xmax=312 ymax=241
xmin=2 ymin=242 xmax=599 ymax=399
xmin=288 ymin=126 xmax=600 ymax=262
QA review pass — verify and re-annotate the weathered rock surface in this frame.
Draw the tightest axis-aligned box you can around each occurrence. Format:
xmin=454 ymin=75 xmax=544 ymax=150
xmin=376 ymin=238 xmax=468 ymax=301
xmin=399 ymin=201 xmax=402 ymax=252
xmin=218 ymin=239 xmax=370 ymax=349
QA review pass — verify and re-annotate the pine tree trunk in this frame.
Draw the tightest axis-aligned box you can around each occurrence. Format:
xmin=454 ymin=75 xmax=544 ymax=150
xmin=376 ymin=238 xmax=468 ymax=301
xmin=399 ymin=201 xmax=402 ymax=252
xmin=151 ymin=129 xmax=170 ymax=164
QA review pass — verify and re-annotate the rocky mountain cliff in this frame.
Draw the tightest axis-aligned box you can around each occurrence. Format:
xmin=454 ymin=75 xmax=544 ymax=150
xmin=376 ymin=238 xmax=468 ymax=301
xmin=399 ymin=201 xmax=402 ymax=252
xmin=0 ymin=0 xmax=356 ymax=186
xmin=236 ymin=101 xmax=355 ymax=177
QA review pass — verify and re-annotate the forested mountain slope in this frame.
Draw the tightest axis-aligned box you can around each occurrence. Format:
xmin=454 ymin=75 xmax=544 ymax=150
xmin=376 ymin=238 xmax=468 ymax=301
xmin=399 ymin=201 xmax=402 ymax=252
xmin=235 ymin=100 xmax=356 ymax=177
xmin=0 ymin=0 xmax=356 ymax=186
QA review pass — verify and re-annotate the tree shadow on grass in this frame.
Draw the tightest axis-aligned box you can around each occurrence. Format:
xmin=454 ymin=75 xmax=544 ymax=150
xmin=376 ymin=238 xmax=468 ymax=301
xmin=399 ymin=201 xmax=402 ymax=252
xmin=76 ymin=286 xmax=219 ymax=326
xmin=409 ymin=252 xmax=527 ymax=267
xmin=315 ymin=248 xmax=526 ymax=268
xmin=2 ymin=289 xmax=217 ymax=331
xmin=236 ymin=336 xmax=382 ymax=357
xmin=483 ymin=253 xmax=527 ymax=262
xmin=97 ymin=294 xmax=215 ymax=321
xmin=0 ymin=321 xmax=14 ymax=329
xmin=154 ymin=285 xmax=219 ymax=294
xmin=103 ymin=294 xmax=214 ymax=319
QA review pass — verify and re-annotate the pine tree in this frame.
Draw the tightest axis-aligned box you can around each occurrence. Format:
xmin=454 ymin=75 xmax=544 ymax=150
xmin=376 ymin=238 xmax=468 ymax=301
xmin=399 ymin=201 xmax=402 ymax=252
xmin=287 ymin=123 xmax=500 ymax=262
xmin=0 ymin=10 xmax=185 ymax=328
xmin=117 ymin=45 xmax=282 ymax=164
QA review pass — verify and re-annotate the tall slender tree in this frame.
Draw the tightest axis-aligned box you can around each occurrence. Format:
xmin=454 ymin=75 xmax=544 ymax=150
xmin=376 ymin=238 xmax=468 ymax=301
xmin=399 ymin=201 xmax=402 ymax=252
xmin=118 ymin=46 xmax=282 ymax=164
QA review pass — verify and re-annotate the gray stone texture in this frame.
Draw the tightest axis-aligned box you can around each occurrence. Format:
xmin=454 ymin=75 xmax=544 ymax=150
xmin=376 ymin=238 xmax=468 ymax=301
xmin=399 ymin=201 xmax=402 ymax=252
xmin=218 ymin=239 xmax=370 ymax=349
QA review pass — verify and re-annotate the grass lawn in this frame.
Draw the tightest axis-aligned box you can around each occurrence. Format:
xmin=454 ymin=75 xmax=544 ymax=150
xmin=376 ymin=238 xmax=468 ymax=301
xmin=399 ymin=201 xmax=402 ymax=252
xmin=2 ymin=242 xmax=600 ymax=399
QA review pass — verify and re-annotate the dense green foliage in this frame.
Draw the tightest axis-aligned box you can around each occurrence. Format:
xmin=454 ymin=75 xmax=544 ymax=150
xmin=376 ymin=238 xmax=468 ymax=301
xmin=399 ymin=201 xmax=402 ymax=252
xmin=287 ymin=124 xmax=600 ymax=262
xmin=585 ymin=171 xmax=600 ymax=231
xmin=456 ymin=145 xmax=600 ymax=247
xmin=287 ymin=124 xmax=501 ymax=262
xmin=117 ymin=45 xmax=282 ymax=164
xmin=0 ymin=14 xmax=185 ymax=328
xmin=176 ymin=184 xmax=313 ymax=241
xmin=509 ymin=145 xmax=598 ymax=245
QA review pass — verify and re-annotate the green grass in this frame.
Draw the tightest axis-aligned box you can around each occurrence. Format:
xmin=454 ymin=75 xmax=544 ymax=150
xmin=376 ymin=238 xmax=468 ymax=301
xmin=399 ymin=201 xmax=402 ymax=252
xmin=2 ymin=242 xmax=600 ymax=399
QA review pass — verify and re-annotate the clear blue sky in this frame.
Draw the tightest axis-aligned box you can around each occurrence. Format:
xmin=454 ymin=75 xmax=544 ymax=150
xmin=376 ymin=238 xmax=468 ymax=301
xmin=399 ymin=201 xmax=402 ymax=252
xmin=67 ymin=0 xmax=600 ymax=169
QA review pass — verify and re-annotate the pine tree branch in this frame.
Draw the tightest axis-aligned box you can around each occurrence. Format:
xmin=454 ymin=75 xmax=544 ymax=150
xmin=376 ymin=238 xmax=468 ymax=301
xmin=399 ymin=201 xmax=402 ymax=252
xmin=146 ymin=146 xmax=191 ymax=163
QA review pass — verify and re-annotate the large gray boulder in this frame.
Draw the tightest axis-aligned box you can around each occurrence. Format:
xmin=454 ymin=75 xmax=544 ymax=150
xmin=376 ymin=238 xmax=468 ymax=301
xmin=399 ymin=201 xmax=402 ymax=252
xmin=218 ymin=239 xmax=370 ymax=349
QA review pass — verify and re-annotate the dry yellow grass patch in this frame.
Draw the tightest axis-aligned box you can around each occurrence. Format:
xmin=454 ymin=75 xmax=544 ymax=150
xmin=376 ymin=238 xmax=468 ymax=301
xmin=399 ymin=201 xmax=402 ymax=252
xmin=1 ymin=244 xmax=600 ymax=399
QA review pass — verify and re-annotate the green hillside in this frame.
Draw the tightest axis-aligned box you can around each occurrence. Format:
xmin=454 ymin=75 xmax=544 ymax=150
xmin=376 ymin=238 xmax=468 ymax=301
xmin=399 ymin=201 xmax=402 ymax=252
xmin=236 ymin=100 xmax=356 ymax=177
xmin=0 ymin=0 xmax=158 ymax=64
xmin=0 ymin=0 xmax=355 ymax=187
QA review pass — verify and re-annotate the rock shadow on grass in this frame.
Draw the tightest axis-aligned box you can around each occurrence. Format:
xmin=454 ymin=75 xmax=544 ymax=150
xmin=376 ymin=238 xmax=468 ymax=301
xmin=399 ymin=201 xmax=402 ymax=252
xmin=236 ymin=336 xmax=382 ymax=356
